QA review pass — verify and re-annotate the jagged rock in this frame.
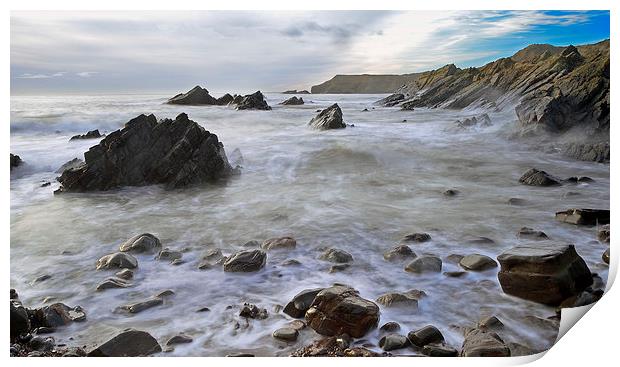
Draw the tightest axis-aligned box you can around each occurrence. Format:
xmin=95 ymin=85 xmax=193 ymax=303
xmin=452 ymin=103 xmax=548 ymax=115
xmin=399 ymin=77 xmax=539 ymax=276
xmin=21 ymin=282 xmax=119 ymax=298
xmin=261 ymin=237 xmax=296 ymax=250
xmin=235 ymin=91 xmax=271 ymax=110
xmin=519 ymin=168 xmax=562 ymax=186
xmin=460 ymin=329 xmax=510 ymax=357
xmin=88 ymin=330 xmax=162 ymax=356
xmin=156 ymin=248 xmax=183 ymax=262
xmin=401 ymin=232 xmax=431 ymax=243
xmin=383 ymin=245 xmax=416 ymax=262
xmin=305 ymin=285 xmax=379 ymax=338
xmin=408 ymin=325 xmax=444 ymax=347
xmin=216 ymin=93 xmax=234 ymax=105
xmin=563 ymin=141 xmax=609 ymax=162
xmin=454 ymin=114 xmax=492 ymax=129
xmin=459 ymin=254 xmax=497 ymax=271
xmin=273 ymin=327 xmax=299 ymax=342
xmin=96 ymin=252 xmax=138 ymax=270
xmin=283 ymin=288 xmax=323 ymax=318
xmin=121 ymin=297 xmax=163 ymax=313
xmin=319 ymin=248 xmax=353 ymax=263
xmin=308 ymin=104 xmax=346 ymax=130
xmin=555 ymin=208 xmax=610 ymax=225
xmin=167 ymin=86 xmax=219 ymax=105
xmin=280 ymin=96 xmax=304 ymax=105
xmin=33 ymin=303 xmax=86 ymax=327
xmin=223 ymin=249 xmax=266 ymax=272
xmin=517 ymin=227 xmax=549 ymax=240
xmin=497 ymin=242 xmax=593 ymax=305
xmin=70 ymin=129 xmax=102 ymax=141
xmin=96 ymin=278 xmax=131 ymax=291
xmin=55 ymin=158 xmax=84 ymax=173
xmin=57 ymin=113 xmax=232 ymax=192
xmin=10 ymin=153 xmax=22 ymax=170
xmin=376 ymin=93 xmax=405 ymax=107
xmin=405 ymin=256 xmax=442 ymax=273
xmin=379 ymin=334 xmax=409 ymax=351
xmin=119 ymin=233 xmax=162 ymax=253
xmin=239 ymin=303 xmax=268 ymax=319
xmin=291 ymin=336 xmax=380 ymax=357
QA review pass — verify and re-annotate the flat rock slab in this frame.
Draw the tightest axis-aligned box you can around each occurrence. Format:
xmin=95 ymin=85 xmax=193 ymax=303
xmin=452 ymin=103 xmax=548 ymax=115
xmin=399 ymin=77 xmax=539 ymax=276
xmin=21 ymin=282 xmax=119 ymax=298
xmin=556 ymin=208 xmax=610 ymax=225
xmin=88 ymin=330 xmax=161 ymax=356
xmin=121 ymin=297 xmax=163 ymax=313
xmin=459 ymin=254 xmax=497 ymax=271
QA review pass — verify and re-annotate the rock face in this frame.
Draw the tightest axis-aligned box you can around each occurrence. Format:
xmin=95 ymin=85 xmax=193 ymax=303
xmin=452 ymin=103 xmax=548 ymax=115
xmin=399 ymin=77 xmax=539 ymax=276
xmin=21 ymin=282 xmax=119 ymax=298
xmin=497 ymin=242 xmax=593 ymax=305
xmin=375 ymin=93 xmax=405 ymax=107
xmin=167 ymin=86 xmax=219 ymax=105
xmin=10 ymin=153 xmax=22 ymax=170
xmin=280 ymin=96 xmax=304 ymax=105
xmin=119 ymin=233 xmax=162 ymax=253
xmin=311 ymin=74 xmax=420 ymax=94
xmin=55 ymin=158 xmax=84 ymax=173
xmin=563 ymin=141 xmax=609 ymax=162
xmin=234 ymin=91 xmax=271 ymax=110
xmin=57 ymin=113 xmax=232 ymax=192
xmin=223 ymin=249 xmax=266 ymax=272
xmin=454 ymin=114 xmax=492 ymax=129
xmin=96 ymin=252 xmax=138 ymax=270
xmin=555 ymin=208 xmax=610 ymax=225
xmin=518 ymin=168 xmax=562 ymax=186
xmin=308 ymin=104 xmax=346 ymax=130
xmin=305 ymin=285 xmax=380 ymax=338
xmin=88 ymin=330 xmax=161 ymax=356
xmin=460 ymin=329 xmax=511 ymax=357
xmin=70 ymin=129 xmax=102 ymax=141
xmin=216 ymin=93 xmax=234 ymax=105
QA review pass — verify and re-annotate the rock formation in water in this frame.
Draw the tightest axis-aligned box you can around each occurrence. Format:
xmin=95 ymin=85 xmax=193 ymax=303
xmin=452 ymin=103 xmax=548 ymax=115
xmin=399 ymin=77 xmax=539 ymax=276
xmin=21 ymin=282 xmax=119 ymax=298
xmin=311 ymin=74 xmax=421 ymax=94
xmin=10 ymin=153 xmax=22 ymax=171
xmin=69 ymin=129 xmax=102 ymax=141
xmin=280 ymin=96 xmax=304 ymax=105
xmin=56 ymin=113 xmax=232 ymax=192
xmin=308 ymin=104 xmax=346 ymax=130
xmin=283 ymin=89 xmax=310 ymax=94
xmin=235 ymin=91 xmax=271 ymax=110
xmin=167 ymin=86 xmax=220 ymax=105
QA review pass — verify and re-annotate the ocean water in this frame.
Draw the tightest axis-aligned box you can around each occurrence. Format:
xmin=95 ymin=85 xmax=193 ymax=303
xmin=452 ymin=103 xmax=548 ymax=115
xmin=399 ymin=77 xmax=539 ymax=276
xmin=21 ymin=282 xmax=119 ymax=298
xmin=10 ymin=93 xmax=610 ymax=356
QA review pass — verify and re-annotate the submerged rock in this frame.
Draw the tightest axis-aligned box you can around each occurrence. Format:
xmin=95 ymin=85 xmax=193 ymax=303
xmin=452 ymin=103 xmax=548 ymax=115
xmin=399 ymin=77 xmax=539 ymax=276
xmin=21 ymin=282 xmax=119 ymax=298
xmin=563 ymin=141 xmax=609 ymax=163
xmin=261 ymin=237 xmax=296 ymax=250
xmin=280 ymin=96 xmax=304 ymax=105
xmin=517 ymin=227 xmax=549 ymax=240
xmin=166 ymin=334 xmax=193 ymax=346
xmin=121 ymin=297 xmax=163 ymax=314
xmin=167 ymin=86 xmax=219 ymax=105
xmin=88 ymin=330 xmax=162 ymax=356
xmin=223 ymin=249 xmax=266 ymax=272
xmin=401 ymin=232 xmax=431 ymax=243
xmin=555 ymin=208 xmax=610 ymax=225
xmin=70 ymin=129 xmax=102 ymax=141
xmin=57 ymin=113 xmax=233 ymax=192
xmin=308 ymin=104 xmax=346 ymax=130
xmin=10 ymin=153 xmax=22 ymax=170
xmin=119 ymin=233 xmax=162 ymax=253
xmin=375 ymin=292 xmax=418 ymax=308
xmin=235 ymin=91 xmax=272 ymax=110
xmin=239 ymin=303 xmax=268 ymax=319
xmin=96 ymin=278 xmax=131 ymax=291
xmin=405 ymin=256 xmax=442 ymax=273
xmin=383 ymin=245 xmax=416 ymax=262
xmin=422 ymin=343 xmax=459 ymax=357
xmin=96 ymin=252 xmax=138 ymax=270
xmin=291 ymin=336 xmax=380 ymax=357
xmin=319 ymin=248 xmax=353 ymax=263
xmin=518 ymin=168 xmax=562 ymax=186
xmin=454 ymin=114 xmax=492 ymax=129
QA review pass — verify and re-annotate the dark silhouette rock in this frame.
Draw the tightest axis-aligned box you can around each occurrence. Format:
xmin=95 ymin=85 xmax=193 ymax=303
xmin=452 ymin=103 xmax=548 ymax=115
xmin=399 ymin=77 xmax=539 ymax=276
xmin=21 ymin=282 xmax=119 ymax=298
xmin=280 ymin=96 xmax=304 ymax=105
xmin=10 ymin=154 xmax=22 ymax=170
xmin=70 ymin=129 xmax=102 ymax=141
xmin=308 ymin=104 xmax=346 ymax=130
xmin=408 ymin=325 xmax=444 ymax=347
xmin=283 ymin=288 xmax=323 ymax=318
xmin=216 ymin=93 xmax=234 ymax=105
xmin=376 ymin=93 xmax=405 ymax=107
xmin=167 ymin=86 xmax=218 ymax=105
xmin=555 ymin=208 xmax=610 ymax=225
xmin=88 ymin=330 xmax=161 ymax=356
xmin=55 ymin=158 xmax=84 ymax=173
xmin=234 ymin=91 xmax=271 ymax=110
xmin=519 ymin=168 xmax=562 ymax=186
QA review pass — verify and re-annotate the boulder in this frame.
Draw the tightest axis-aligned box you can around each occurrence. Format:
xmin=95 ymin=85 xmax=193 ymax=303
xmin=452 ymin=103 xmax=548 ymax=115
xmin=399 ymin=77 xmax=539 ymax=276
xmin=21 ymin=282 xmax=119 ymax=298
xmin=283 ymin=288 xmax=323 ymax=318
xmin=70 ymin=129 xmax=102 ymax=141
xmin=216 ymin=93 xmax=234 ymax=105
xmin=261 ymin=237 xmax=296 ymax=250
xmin=459 ymin=328 xmax=510 ymax=357
xmin=517 ymin=227 xmax=549 ymax=240
xmin=235 ymin=91 xmax=272 ymax=110
xmin=305 ymin=285 xmax=380 ymax=338
xmin=422 ymin=343 xmax=458 ymax=357
xmin=478 ymin=315 xmax=504 ymax=330
xmin=598 ymin=224 xmax=610 ymax=243
xmin=405 ymin=256 xmax=442 ymax=273
xmin=319 ymin=248 xmax=353 ymax=263
xmin=223 ymin=249 xmax=266 ymax=272
xmin=383 ymin=245 xmax=416 ymax=262
xmin=88 ymin=330 xmax=162 ymax=356
xmin=156 ymin=249 xmax=183 ymax=262
xmin=119 ymin=233 xmax=162 ymax=253
xmin=115 ymin=269 xmax=134 ymax=280
xmin=121 ymin=297 xmax=163 ymax=313
xmin=273 ymin=327 xmax=299 ymax=342
xmin=167 ymin=86 xmax=219 ymax=105
xmin=454 ymin=114 xmax=492 ymax=129
xmin=239 ymin=303 xmax=268 ymax=319
xmin=57 ymin=113 xmax=233 ymax=192
xmin=10 ymin=153 xmax=22 ymax=170
xmin=308 ymin=104 xmax=346 ymax=130
xmin=375 ymin=292 xmax=418 ymax=308
xmin=555 ymin=208 xmax=610 ymax=225
xmin=10 ymin=301 xmax=30 ymax=340
xmin=33 ymin=303 xmax=86 ymax=327
xmin=55 ymin=158 xmax=84 ymax=173
xmin=401 ymin=232 xmax=431 ymax=243
xmin=497 ymin=242 xmax=593 ymax=305
xmin=518 ymin=168 xmax=561 ymax=186
xmin=96 ymin=252 xmax=138 ymax=270
xmin=379 ymin=334 xmax=410 ymax=351
xmin=459 ymin=254 xmax=497 ymax=271
xmin=407 ymin=325 xmax=444 ymax=347
xmin=280 ymin=96 xmax=304 ymax=105
xmin=379 ymin=322 xmax=401 ymax=333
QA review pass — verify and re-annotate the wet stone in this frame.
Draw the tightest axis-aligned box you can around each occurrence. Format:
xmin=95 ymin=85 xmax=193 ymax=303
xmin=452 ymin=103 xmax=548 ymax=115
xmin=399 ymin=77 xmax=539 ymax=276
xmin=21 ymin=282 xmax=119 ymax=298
xmin=383 ymin=245 xmax=416 ymax=262
xmin=422 ymin=343 xmax=458 ymax=357
xmin=115 ymin=269 xmax=134 ymax=280
xmin=408 ymin=325 xmax=444 ymax=347
xmin=239 ymin=303 xmax=268 ymax=319
xmin=96 ymin=252 xmax=138 ymax=270
xmin=379 ymin=334 xmax=410 ymax=351
xmin=261 ymin=237 xmax=296 ymax=250
xmin=459 ymin=254 xmax=497 ymax=271
xmin=401 ymin=233 xmax=431 ymax=243
xmin=166 ymin=334 xmax=193 ymax=346
xmin=405 ymin=256 xmax=442 ymax=273
xmin=273 ymin=327 xmax=299 ymax=342
xmin=517 ymin=227 xmax=549 ymax=240
xmin=379 ymin=322 xmax=401 ymax=333
xmin=319 ymin=248 xmax=353 ymax=263
xmin=96 ymin=278 xmax=131 ymax=291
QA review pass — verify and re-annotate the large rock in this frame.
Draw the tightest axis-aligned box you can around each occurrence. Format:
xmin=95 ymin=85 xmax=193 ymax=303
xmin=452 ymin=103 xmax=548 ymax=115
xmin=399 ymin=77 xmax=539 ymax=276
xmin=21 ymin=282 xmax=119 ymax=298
xmin=10 ymin=301 xmax=30 ymax=340
xmin=404 ymin=256 xmax=442 ymax=273
xmin=459 ymin=254 xmax=497 ymax=271
xmin=234 ymin=91 xmax=271 ymax=110
xmin=280 ymin=96 xmax=304 ymax=105
xmin=555 ymin=208 xmax=610 ymax=225
xmin=497 ymin=242 xmax=593 ymax=305
xmin=55 ymin=158 xmax=84 ymax=173
xmin=261 ymin=237 xmax=296 ymax=250
xmin=319 ymin=248 xmax=353 ymax=263
xmin=10 ymin=153 xmax=22 ymax=170
xmin=460 ymin=328 xmax=511 ymax=357
xmin=283 ymin=288 xmax=323 ymax=318
xmin=57 ymin=113 xmax=232 ymax=192
xmin=305 ymin=285 xmax=379 ymax=338
xmin=408 ymin=325 xmax=444 ymax=347
xmin=223 ymin=249 xmax=266 ymax=272
xmin=119 ymin=233 xmax=162 ymax=253
xmin=518 ymin=168 xmax=562 ymax=186
xmin=88 ymin=330 xmax=162 ymax=356
xmin=33 ymin=303 xmax=86 ymax=327
xmin=167 ymin=86 xmax=219 ymax=105
xmin=308 ymin=104 xmax=346 ymax=130
xmin=70 ymin=129 xmax=102 ymax=141
xmin=96 ymin=252 xmax=138 ymax=270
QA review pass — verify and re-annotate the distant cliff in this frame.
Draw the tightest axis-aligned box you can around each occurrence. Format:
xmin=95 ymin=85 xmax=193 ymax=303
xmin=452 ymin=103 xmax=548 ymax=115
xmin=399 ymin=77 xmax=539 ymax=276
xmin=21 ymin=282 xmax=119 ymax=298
xmin=310 ymin=74 xmax=420 ymax=94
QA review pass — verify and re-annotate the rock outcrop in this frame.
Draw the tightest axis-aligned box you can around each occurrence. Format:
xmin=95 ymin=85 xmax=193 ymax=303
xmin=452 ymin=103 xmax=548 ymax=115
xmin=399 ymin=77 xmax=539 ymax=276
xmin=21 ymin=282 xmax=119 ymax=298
xmin=56 ymin=113 xmax=232 ymax=192
xmin=283 ymin=89 xmax=310 ymax=94
xmin=234 ymin=91 xmax=271 ymax=110
xmin=70 ymin=129 xmax=102 ymax=141
xmin=280 ymin=96 xmax=304 ymax=105
xmin=311 ymin=74 xmax=420 ymax=94
xmin=88 ymin=330 xmax=161 ymax=356
xmin=555 ymin=208 xmax=610 ymax=225
xmin=308 ymin=104 xmax=346 ymax=130
xmin=167 ymin=86 xmax=219 ymax=105
xmin=10 ymin=153 xmax=22 ymax=170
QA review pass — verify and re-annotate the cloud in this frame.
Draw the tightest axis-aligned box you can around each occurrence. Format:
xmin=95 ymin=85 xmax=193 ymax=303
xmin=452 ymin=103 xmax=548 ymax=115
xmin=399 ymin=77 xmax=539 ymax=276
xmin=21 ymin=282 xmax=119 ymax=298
xmin=76 ymin=71 xmax=98 ymax=77
xmin=16 ymin=71 xmax=67 ymax=79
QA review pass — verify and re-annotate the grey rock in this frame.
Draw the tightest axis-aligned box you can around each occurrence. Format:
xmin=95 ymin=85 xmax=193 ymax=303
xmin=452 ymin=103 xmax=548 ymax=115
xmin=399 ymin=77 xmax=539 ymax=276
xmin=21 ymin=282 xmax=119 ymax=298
xmin=459 ymin=254 xmax=498 ymax=271
xmin=401 ymin=232 xmax=431 ymax=243
xmin=166 ymin=334 xmax=193 ymax=346
xmin=96 ymin=278 xmax=131 ymax=291
xmin=55 ymin=158 xmax=84 ymax=173
xmin=405 ymin=256 xmax=442 ymax=273
xmin=119 ymin=233 xmax=162 ymax=253
xmin=308 ymin=104 xmax=346 ymax=130
xmin=319 ymin=248 xmax=353 ymax=263
xmin=519 ymin=168 xmax=562 ymax=186
xmin=261 ymin=237 xmax=296 ymax=250
xmin=121 ymin=297 xmax=163 ymax=313
xmin=70 ymin=129 xmax=102 ymax=141
xmin=460 ymin=328 xmax=510 ymax=357
xmin=422 ymin=343 xmax=458 ymax=357
xmin=517 ymin=227 xmax=549 ymax=240
xmin=88 ymin=329 xmax=162 ymax=356
xmin=279 ymin=96 xmax=304 ymax=105
xmin=235 ymin=91 xmax=271 ymax=110
xmin=555 ymin=208 xmax=609 ymax=225
xmin=223 ymin=249 xmax=266 ymax=272
xmin=156 ymin=249 xmax=183 ymax=262
xmin=115 ymin=269 xmax=134 ymax=280
xmin=273 ymin=327 xmax=299 ymax=342
xmin=379 ymin=334 xmax=410 ymax=351
xmin=375 ymin=292 xmax=418 ymax=308
xmin=383 ymin=245 xmax=416 ymax=262
xmin=96 ymin=252 xmax=138 ymax=270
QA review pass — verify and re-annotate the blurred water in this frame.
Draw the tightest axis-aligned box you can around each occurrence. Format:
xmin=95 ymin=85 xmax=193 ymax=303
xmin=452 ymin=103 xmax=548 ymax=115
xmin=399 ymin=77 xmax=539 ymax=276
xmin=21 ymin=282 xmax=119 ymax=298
xmin=10 ymin=93 xmax=610 ymax=356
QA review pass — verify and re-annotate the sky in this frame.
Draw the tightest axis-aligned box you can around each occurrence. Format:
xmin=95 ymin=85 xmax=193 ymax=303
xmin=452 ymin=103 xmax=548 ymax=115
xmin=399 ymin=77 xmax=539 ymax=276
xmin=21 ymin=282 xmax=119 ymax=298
xmin=10 ymin=10 xmax=610 ymax=95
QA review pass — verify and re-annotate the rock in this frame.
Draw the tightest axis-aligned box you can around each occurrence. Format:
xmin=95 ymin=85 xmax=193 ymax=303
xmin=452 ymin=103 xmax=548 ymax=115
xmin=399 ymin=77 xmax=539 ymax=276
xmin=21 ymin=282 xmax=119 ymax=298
xmin=308 ymin=104 xmax=346 ymax=130
xmin=459 ymin=254 xmax=497 ymax=271
xmin=239 ymin=303 xmax=268 ymax=319
xmin=226 ymin=352 xmax=255 ymax=357
xmin=281 ymin=259 xmax=301 ymax=266
xmin=563 ymin=141 xmax=609 ymax=162
xmin=10 ymin=153 xmax=23 ymax=170
xmin=57 ymin=113 xmax=233 ymax=192
xmin=444 ymin=271 xmax=467 ymax=278
xmin=508 ymin=197 xmax=527 ymax=206
xmin=273 ymin=327 xmax=299 ymax=342
xmin=401 ymin=232 xmax=431 ymax=243
xmin=288 ymin=320 xmax=307 ymax=331
xmin=379 ymin=334 xmax=410 ymax=351
xmin=460 ymin=328 xmax=510 ymax=357
xmin=88 ymin=330 xmax=162 ymax=356
xmin=241 ymin=240 xmax=259 ymax=248
xmin=517 ymin=227 xmax=549 ymax=240
xmin=166 ymin=334 xmax=193 ymax=346
xmin=70 ymin=129 xmax=102 ymax=141
xmin=407 ymin=325 xmax=444 ymax=347
xmin=156 ymin=249 xmax=183 ymax=262
xmin=443 ymin=189 xmax=459 ymax=196
xmin=376 ymin=93 xmax=405 ymax=107
xmin=261 ymin=237 xmax=296 ymax=250
xmin=96 ymin=252 xmax=138 ymax=270
xmin=305 ymin=285 xmax=380 ymax=338
xmin=283 ymin=89 xmax=310 ymax=94
xmin=445 ymin=254 xmax=464 ymax=263
xmin=115 ymin=269 xmax=134 ymax=280
xmin=379 ymin=322 xmax=401 ymax=333
xmin=518 ymin=168 xmax=562 ymax=186
xmin=555 ymin=208 xmax=610 ymax=225
xmin=375 ymin=292 xmax=418 ymax=308
xmin=283 ymin=288 xmax=323 ymax=318
xmin=383 ymin=245 xmax=416 ymax=262
xmin=202 ymin=248 xmax=224 ymax=262
xmin=119 ymin=233 xmax=162 ymax=253
xmin=216 ymin=93 xmax=234 ymax=105
xmin=235 ymin=91 xmax=272 ymax=110
xmin=28 ymin=336 xmax=55 ymax=352
xmin=454 ymin=114 xmax=492 ymax=129
xmin=602 ymin=248 xmax=610 ymax=264
xmin=55 ymin=158 xmax=84 ymax=173
xmin=31 ymin=274 xmax=52 ymax=284
xmin=422 ymin=343 xmax=458 ymax=357
xmin=33 ymin=303 xmax=86 ymax=327
xmin=155 ymin=290 xmax=175 ymax=298
xmin=565 ymin=176 xmax=594 ymax=183
xmin=497 ymin=242 xmax=593 ymax=305
xmin=40 ymin=181 xmax=51 ymax=187
xmin=96 ymin=278 xmax=131 ymax=291
xmin=10 ymin=301 xmax=30 ymax=340
xmin=598 ymin=224 xmax=610 ymax=243
xmin=121 ymin=297 xmax=163 ymax=313
xmin=280 ymin=96 xmax=304 ymax=105
xmin=223 ymin=249 xmax=266 ymax=272
xmin=478 ymin=315 xmax=504 ymax=330
xmin=291 ymin=336 xmax=380 ymax=357
xmin=329 ymin=264 xmax=350 ymax=273
xmin=167 ymin=86 xmax=219 ymax=105
xmin=196 ymin=307 xmax=210 ymax=313
xmin=405 ymin=256 xmax=442 ymax=273
xmin=319 ymin=248 xmax=353 ymax=263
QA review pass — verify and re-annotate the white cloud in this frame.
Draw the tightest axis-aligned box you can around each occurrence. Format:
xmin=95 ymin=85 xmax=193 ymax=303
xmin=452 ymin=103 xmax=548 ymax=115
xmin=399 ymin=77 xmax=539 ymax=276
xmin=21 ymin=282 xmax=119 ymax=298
xmin=76 ymin=71 xmax=98 ymax=77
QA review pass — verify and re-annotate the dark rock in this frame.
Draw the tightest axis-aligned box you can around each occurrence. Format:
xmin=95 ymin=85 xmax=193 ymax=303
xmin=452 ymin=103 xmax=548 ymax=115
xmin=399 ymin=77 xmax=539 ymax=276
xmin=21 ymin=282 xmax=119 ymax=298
xmin=57 ymin=113 xmax=233 ymax=192
xmin=376 ymin=93 xmax=405 ymax=107
xmin=155 ymin=289 xmax=175 ymax=298
xmin=565 ymin=176 xmax=594 ymax=183
xmin=281 ymin=259 xmax=302 ymax=266
xmin=273 ymin=327 xmax=299 ymax=342
xmin=115 ymin=269 xmax=134 ymax=280
xmin=375 ymin=292 xmax=418 ymax=308
xmin=308 ymin=104 xmax=346 ymax=130
xmin=166 ymin=334 xmax=193 ymax=346
xmin=407 ymin=325 xmax=444 ymax=347
xmin=283 ymin=288 xmax=323 ymax=318
xmin=31 ymin=274 xmax=52 ymax=284
xmin=283 ymin=89 xmax=310 ymax=94
xmin=329 ymin=264 xmax=351 ymax=273
xmin=10 ymin=301 xmax=30 ymax=340
xmin=291 ymin=336 xmax=380 ymax=357
xmin=70 ymin=129 xmax=102 ymax=141
xmin=305 ymin=285 xmax=379 ymax=338
xmin=235 ymin=91 xmax=272 ymax=110
xmin=40 ymin=181 xmax=51 ymax=187
xmin=444 ymin=271 xmax=467 ymax=278
xmin=88 ymin=330 xmax=162 ymax=356
xmin=216 ymin=93 xmax=234 ymax=105
xmin=517 ymin=227 xmax=549 ymax=240
xmin=119 ymin=233 xmax=162 ymax=253
xmin=422 ymin=343 xmax=458 ymax=357
xmin=563 ymin=141 xmax=609 ymax=162
xmin=497 ymin=242 xmax=593 ymax=305
xmin=597 ymin=224 xmax=610 ymax=243
xmin=460 ymin=328 xmax=510 ymax=357
xmin=454 ymin=114 xmax=492 ymax=129
xmin=445 ymin=254 xmax=464 ymax=264
xmin=280 ymin=96 xmax=304 ymax=105
xmin=443 ymin=189 xmax=459 ymax=196
xmin=383 ymin=245 xmax=416 ymax=262
xmin=28 ymin=336 xmax=55 ymax=352
xmin=261 ymin=237 xmax=296 ymax=250
xmin=96 ymin=252 xmax=138 ymax=270
xmin=379 ymin=322 xmax=401 ymax=333
xmin=223 ymin=249 xmax=266 ymax=272
xmin=519 ymin=168 xmax=562 ymax=186
xmin=401 ymin=232 xmax=431 ymax=243
xmin=602 ymin=248 xmax=610 ymax=264
xmin=239 ymin=303 xmax=268 ymax=319
xmin=167 ymin=86 xmax=218 ymax=105
xmin=319 ymin=248 xmax=353 ymax=263
xmin=33 ymin=303 xmax=86 ymax=327
xmin=121 ymin=297 xmax=163 ymax=314
xmin=459 ymin=254 xmax=497 ymax=271
xmin=405 ymin=256 xmax=442 ymax=273
xmin=156 ymin=248 xmax=183 ymax=262
xmin=379 ymin=334 xmax=409 ymax=351
xmin=508 ymin=197 xmax=527 ymax=206
xmin=96 ymin=278 xmax=131 ymax=291
xmin=555 ymin=208 xmax=609 ymax=225
xmin=478 ymin=315 xmax=504 ymax=330
xmin=10 ymin=153 xmax=23 ymax=170
xmin=227 ymin=352 xmax=255 ymax=357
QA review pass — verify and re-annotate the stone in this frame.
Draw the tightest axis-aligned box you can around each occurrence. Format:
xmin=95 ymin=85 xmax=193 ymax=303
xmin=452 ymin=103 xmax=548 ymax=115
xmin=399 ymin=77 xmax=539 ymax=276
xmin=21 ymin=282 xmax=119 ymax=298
xmin=57 ymin=113 xmax=233 ymax=192
xmin=273 ymin=327 xmax=299 ymax=342
xmin=40 ymin=181 xmax=51 ymax=187
xmin=156 ymin=249 xmax=183 ymax=262
xmin=55 ymin=158 xmax=84 ymax=173
xmin=291 ymin=336 xmax=380 ymax=357
xmin=405 ymin=256 xmax=442 ymax=273
xmin=407 ymin=325 xmax=444 ymax=347
xmin=155 ymin=290 xmax=175 ymax=298
xmin=10 ymin=153 xmax=23 ymax=170
xmin=379 ymin=334 xmax=410 ymax=351
xmin=444 ymin=271 xmax=467 ymax=278
xmin=460 ymin=329 xmax=511 ymax=357
xmin=96 ymin=252 xmax=138 ymax=270
xmin=376 ymin=93 xmax=405 ymax=107
xmin=518 ymin=168 xmax=562 ymax=186
xmin=454 ymin=114 xmax=492 ymax=129
xmin=167 ymin=86 xmax=219 ymax=105
xmin=379 ymin=322 xmax=401 ymax=333
xmin=555 ymin=208 xmax=610 ymax=225
xmin=508 ymin=198 xmax=527 ymax=206
xmin=261 ymin=237 xmax=296 ymax=250
xmin=10 ymin=301 xmax=30 ymax=340
xmin=329 ymin=264 xmax=351 ymax=273
xmin=443 ymin=189 xmax=460 ymax=196
xmin=563 ymin=141 xmax=609 ymax=162
xmin=305 ymin=285 xmax=380 ymax=338
xmin=121 ymin=297 xmax=163 ymax=313
xmin=281 ymin=259 xmax=301 ymax=266
xmin=401 ymin=232 xmax=431 ymax=243
xmin=166 ymin=334 xmax=193 ymax=346
xmin=31 ymin=274 xmax=52 ymax=284
xmin=223 ymin=249 xmax=266 ymax=272
xmin=308 ymin=104 xmax=346 ymax=130
xmin=115 ymin=269 xmax=134 ymax=280
xmin=517 ymin=227 xmax=549 ymax=240
xmin=375 ymin=293 xmax=418 ymax=308
xmin=202 ymin=248 xmax=223 ymax=262
xmin=283 ymin=288 xmax=323 ymax=318
xmin=288 ymin=320 xmax=307 ymax=331
xmin=33 ymin=303 xmax=86 ymax=327
xmin=478 ymin=315 xmax=504 ymax=330
xmin=459 ymin=254 xmax=498 ymax=271
xmin=383 ymin=245 xmax=416 ymax=262
xmin=119 ymin=233 xmax=162 ymax=253
xmin=445 ymin=254 xmax=465 ymax=264
xmin=235 ymin=91 xmax=272 ymax=110
xmin=319 ymin=248 xmax=353 ymax=263
xmin=88 ymin=330 xmax=161 ymax=356
xmin=216 ymin=93 xmax=234 ymax=105
xmin=602 ymin=248 xmax=610 ymax=264
xmin=423 ymin=343 xmax=459 ymax=357
xmin=96 ymin=278 xmax=131 ymax=291
xmin=70 ymin=129 xmax=102 ymax=141
xmin=280 ymin=96 xmax=304 ymax=105
xmin=497 ymin=242 xmax=593 ymax=305
xmin=598 ymin=224 xmax=610 ymax=243
xmin=239 ymin=303 xmax=268 ymax=319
